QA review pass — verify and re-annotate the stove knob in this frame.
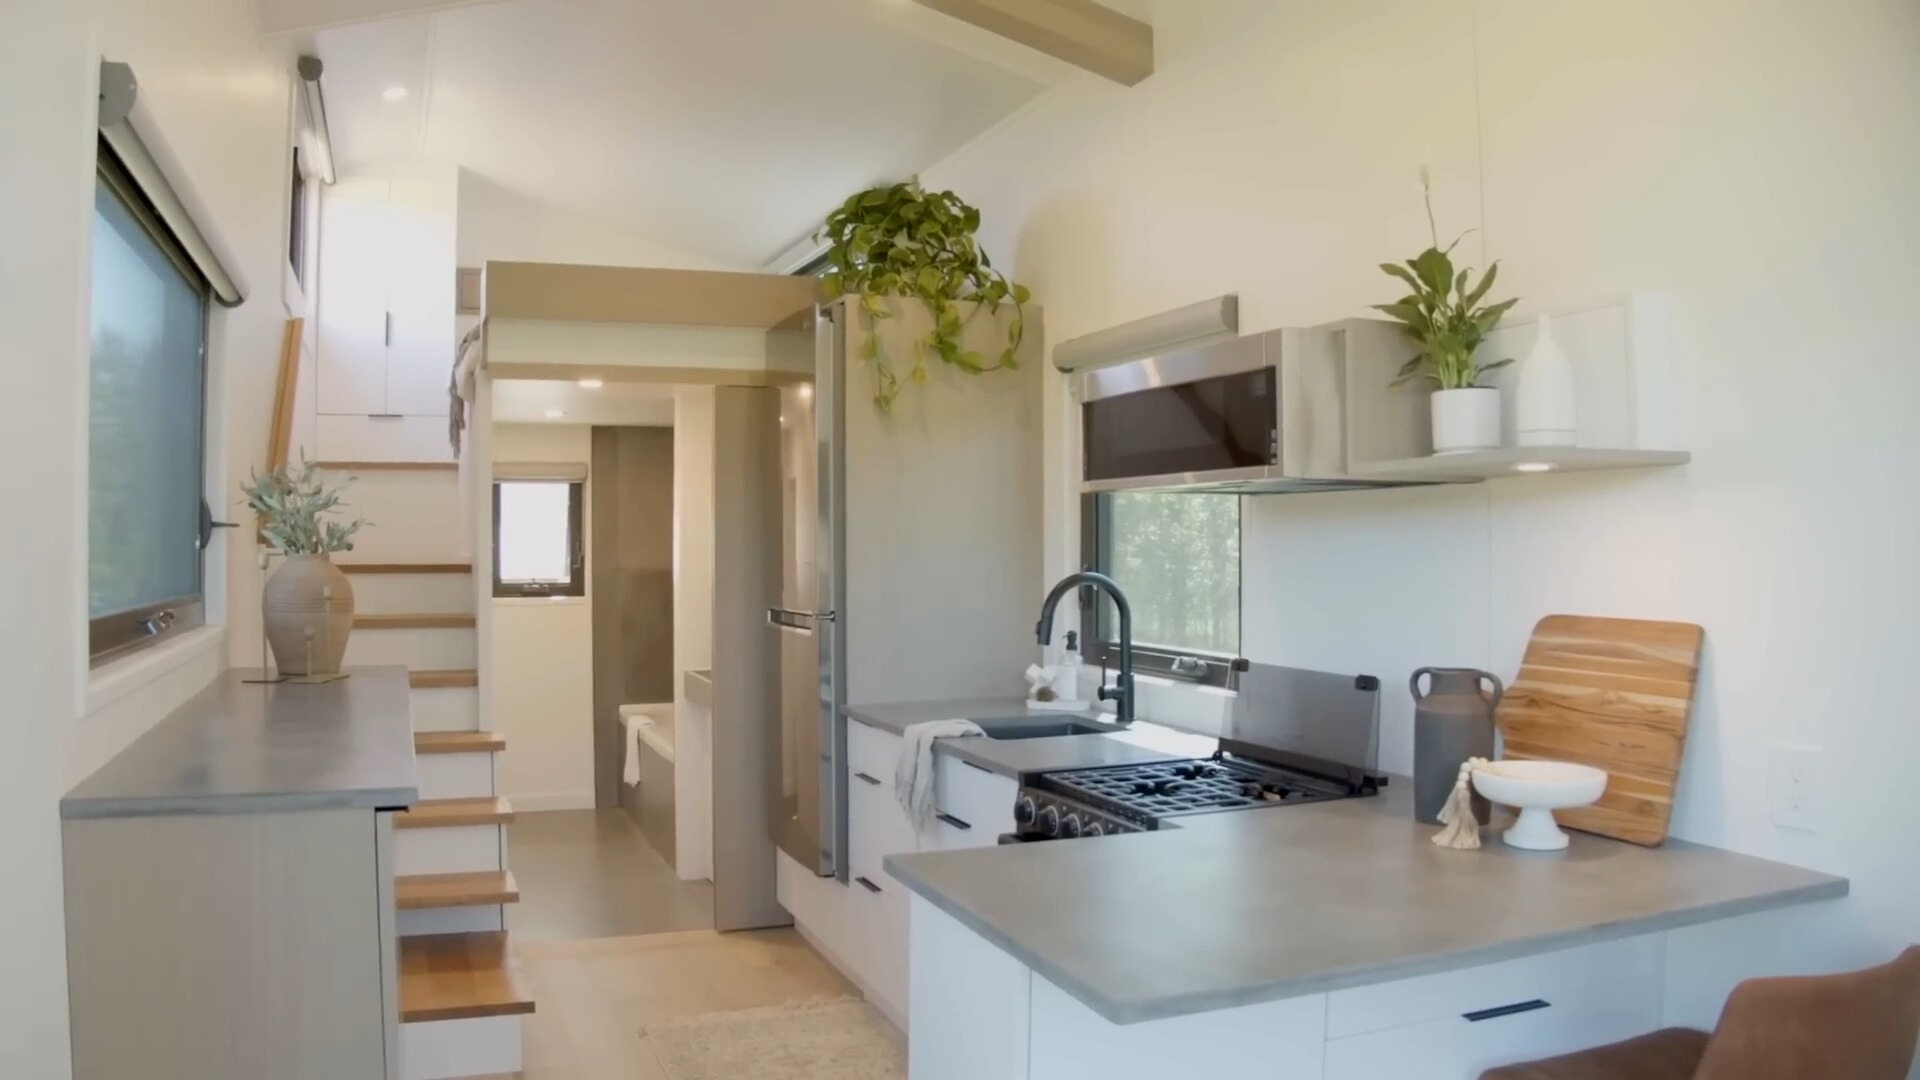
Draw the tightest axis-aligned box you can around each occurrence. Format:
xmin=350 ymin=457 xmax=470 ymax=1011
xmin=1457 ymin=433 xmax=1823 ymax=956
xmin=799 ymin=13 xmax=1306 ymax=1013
xmin=1084 ymin=820 xmax=1106 ymax=838
xmin=1061 ymin=813 xmax=1083 ymax=839
xmin=1036 ymin=804 xmax=1060 ymax=836
xmin=1013 ymin=795 xmax=1037 ymax=826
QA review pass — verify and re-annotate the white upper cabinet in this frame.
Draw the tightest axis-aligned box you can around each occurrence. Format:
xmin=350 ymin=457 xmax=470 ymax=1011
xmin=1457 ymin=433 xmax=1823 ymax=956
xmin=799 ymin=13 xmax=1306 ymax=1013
xmin=316 ymin=166 xmax=456 ymax=418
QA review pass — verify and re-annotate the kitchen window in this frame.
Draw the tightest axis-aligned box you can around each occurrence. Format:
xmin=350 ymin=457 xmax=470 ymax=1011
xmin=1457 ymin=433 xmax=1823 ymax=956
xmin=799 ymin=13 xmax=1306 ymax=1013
xmin=88 ymin=143 xmax=211 ymax=662
xmin=1082 ymin=491 xmax=1243 ymax=687
xmin=493 ymin=479 xmax=585 ymax=598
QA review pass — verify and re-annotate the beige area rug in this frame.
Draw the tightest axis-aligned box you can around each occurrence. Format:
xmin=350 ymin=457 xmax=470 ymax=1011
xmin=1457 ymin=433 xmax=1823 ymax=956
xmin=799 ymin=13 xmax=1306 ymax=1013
xmin=642 ymin=997 xmax=906 ymax=1080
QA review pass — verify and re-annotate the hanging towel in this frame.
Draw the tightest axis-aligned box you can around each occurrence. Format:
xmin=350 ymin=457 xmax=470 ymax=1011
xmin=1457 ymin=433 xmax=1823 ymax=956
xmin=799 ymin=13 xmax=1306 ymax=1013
xmin=623 ymin=712 xmax=655 ymax=787
xmin=894 ymin=719 xmax=985 ymax=830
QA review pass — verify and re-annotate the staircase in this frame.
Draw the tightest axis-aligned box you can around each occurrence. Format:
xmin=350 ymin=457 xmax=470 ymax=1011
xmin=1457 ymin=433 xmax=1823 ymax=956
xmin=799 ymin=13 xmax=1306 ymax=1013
xmin=332 ymin=461 xmax=533 ymax=1080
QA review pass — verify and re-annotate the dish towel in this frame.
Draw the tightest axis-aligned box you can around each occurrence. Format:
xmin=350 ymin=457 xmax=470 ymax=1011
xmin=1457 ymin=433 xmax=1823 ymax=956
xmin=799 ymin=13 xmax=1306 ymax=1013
xmin=623 ymin=713 xmax=655 ymax=787
xmin=894 ymin=720 xmax=985 ymax=830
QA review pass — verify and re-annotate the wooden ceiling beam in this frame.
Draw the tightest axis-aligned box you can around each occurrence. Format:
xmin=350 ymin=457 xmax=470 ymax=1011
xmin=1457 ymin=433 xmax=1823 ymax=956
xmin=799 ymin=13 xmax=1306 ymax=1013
xmin=910 ymin=0 xmax=1154 ymax=86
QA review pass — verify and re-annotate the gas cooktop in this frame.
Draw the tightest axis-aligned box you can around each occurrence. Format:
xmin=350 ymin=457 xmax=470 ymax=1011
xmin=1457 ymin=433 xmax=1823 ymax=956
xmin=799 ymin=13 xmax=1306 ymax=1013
xmin=1011 ymin=755 xmax=1374 ymax=840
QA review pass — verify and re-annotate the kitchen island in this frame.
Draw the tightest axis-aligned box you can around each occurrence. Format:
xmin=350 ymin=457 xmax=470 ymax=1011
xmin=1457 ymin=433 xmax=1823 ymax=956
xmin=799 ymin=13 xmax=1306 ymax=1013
xmin=880 ymin=719 xmax=1847 ymax=1080
xmin=61 ymin=667 xmax=419 ymax=1079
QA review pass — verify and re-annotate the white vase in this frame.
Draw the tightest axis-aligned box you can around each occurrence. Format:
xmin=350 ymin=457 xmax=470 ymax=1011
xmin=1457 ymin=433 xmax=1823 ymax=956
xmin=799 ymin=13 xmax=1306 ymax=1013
xmin=1430 ymin=387 xmax=1502 ymax=454
xmin=1515 ymin=313 xmax=1577 ymax=447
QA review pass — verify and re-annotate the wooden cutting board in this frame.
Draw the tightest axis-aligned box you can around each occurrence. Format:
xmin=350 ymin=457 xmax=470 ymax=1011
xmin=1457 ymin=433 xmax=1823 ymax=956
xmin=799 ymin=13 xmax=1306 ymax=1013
xmin=1495 ymin=614 xmax=1705 ymax=846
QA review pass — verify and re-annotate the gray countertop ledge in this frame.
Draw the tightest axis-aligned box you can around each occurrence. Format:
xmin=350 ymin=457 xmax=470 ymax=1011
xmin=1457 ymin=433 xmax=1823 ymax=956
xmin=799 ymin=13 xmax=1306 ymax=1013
xmin=684 ymin=669 xmax=713 ymax=709
xmin=886 ymin=775 xmax=1848 ymax=1026
xmin=63 ymin=667 xmax=420 ymax=819
xmin=847 ymin=697 xmax=1214 ymax=778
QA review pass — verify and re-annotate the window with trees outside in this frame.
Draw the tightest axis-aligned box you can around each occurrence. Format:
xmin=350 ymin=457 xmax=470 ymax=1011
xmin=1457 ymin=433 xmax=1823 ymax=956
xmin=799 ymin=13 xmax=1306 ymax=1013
xmin=88 ymin=143 xmax=211 ymax=662
xmin=1082 ymin=491 xmax=1242 ymax=686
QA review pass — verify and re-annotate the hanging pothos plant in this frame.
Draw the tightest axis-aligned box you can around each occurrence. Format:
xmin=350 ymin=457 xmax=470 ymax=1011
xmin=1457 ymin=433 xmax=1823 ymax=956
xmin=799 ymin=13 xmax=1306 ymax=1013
xmin=817 ymin=181 xmax=1031 ymax=412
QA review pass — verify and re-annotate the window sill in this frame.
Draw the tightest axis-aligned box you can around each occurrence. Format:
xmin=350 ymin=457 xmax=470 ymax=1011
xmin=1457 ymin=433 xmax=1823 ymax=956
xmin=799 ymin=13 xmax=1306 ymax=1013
xmin=85 ymin=624 xmax=226 ymax=717
xmin=492 ymin=595 xmax=587 ymax=607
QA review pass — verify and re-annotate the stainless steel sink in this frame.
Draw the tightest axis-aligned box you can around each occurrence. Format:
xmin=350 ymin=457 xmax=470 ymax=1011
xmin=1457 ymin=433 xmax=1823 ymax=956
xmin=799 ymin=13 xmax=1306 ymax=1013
xmin=970 ymin=716 xmax=1120 ymax=740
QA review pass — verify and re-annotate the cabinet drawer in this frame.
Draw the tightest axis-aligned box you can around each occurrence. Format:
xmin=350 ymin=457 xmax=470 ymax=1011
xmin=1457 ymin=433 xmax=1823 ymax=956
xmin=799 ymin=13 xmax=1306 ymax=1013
xmin=848 ymin=775 xmax=917 ymax=884
xmin=932 ymin=753 xmax=1017 ymax=838
xmin=847 ymin=867 xmax=910 ymax=1021
xmin=1325 ymin=935 xmax=1663 ymax=1040
xmin=1323 ymin=991 xmax=1661 ymax=1080
xmin=847 ymin=719 xmax=903 ymax=793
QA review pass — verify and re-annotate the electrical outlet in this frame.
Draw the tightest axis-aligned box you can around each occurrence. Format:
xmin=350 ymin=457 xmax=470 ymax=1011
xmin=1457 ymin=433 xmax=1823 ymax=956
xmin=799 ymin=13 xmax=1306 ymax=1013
xmin=1770 ymin=744 xmax=1820 ymax=831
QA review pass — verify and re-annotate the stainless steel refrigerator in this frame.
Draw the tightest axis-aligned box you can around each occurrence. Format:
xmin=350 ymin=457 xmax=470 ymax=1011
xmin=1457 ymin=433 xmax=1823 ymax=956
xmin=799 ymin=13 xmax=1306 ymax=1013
xmin=766 ymin=296 xmax=1044 ymax=880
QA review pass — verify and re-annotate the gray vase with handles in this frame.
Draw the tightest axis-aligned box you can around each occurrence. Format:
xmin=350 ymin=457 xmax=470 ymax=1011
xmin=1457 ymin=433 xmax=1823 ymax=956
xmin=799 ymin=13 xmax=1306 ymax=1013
xmin=1411 ymin=666 xmax=1504 ymax=826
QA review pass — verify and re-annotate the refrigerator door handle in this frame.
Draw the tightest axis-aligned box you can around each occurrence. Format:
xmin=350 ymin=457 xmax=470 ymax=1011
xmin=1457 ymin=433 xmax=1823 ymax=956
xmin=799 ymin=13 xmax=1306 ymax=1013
xmin=768 ymin=608 xmax=837 ymax=633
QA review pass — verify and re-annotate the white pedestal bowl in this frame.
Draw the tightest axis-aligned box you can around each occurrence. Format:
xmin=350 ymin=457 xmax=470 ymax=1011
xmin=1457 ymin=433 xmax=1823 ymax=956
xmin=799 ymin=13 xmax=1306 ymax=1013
xmin=1471 ymin=760 xmax=1609 ymax=851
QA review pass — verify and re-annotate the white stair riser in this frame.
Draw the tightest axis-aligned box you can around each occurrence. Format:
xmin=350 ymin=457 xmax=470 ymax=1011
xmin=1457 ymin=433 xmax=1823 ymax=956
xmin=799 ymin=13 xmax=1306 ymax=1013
xmin=415 ymin=753 xmax=495 ymax=801
xmin=327 ymin=470 xmax=466 ymax=562
xmin=396 ymin=905 xmax=504 ymax=937
xmin=350 ymin=573 xmax=475 ymax=616
xmin=344 ymin=627 xmax=475 ymax=670
xmin=402 ymin=1015 xmax=521 ymax=1080
xmin=395 ymin=825 xmax=505 ymax=876
xmin=409 ymin=686 xmax=478 ymax=732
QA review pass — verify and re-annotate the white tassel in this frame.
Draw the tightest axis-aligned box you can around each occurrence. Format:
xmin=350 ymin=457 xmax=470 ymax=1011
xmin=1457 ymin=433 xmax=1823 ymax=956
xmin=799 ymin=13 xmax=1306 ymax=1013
xmin=1432 ymin=756 xmax=1490 ymax=850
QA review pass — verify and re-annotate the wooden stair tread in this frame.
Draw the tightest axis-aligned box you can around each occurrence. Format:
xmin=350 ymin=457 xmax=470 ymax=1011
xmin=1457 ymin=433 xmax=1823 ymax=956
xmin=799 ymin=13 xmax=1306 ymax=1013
xmin=415 ymin=731 xmax=506 ymax=755
xmin=410 ymin=669 xmax=478 ymax=689
xmin=354 ymin=613 xmax=477 ymax=630
xmin=338 ymin=561 xmax=473 ymax=575
xmin=315 ymin=460 xmax=458 ymax=472
xmin=398 ymin=931 xmax=535 ymax=1022
xmin=397 ymin=798 xmax=513 ymax=829
xmin=395 ymin=871 xmax=519 ymax=910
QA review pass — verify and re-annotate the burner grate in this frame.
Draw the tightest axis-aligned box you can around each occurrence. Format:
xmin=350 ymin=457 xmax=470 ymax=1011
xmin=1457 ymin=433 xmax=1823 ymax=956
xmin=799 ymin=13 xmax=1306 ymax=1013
xmin=1035 ymin=757 xmax=1352 ymax=821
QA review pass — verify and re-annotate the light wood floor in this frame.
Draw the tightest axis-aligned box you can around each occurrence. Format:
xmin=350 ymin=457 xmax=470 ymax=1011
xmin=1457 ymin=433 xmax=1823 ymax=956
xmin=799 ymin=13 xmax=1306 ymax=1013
xmin=481 ymin=928 xmax=862 ymax=1079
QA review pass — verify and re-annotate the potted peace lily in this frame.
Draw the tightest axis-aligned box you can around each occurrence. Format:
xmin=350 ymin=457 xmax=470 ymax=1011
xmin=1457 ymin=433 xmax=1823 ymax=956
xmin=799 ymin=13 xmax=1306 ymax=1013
xmin=242 ymin=461 xmax=366 ymax=677
xmin=817 ymin=180 xmax=1031 ymax=413
xmin=1375 ymin=174 xmax=1520 ymax=454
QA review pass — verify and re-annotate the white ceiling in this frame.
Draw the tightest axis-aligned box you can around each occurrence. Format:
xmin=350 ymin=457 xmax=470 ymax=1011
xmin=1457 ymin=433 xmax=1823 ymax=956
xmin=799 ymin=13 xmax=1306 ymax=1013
xmin=493 ymin=380 xmax=677 ymax=426
xmin=312 ymin=0 xmax=1050 ymax=267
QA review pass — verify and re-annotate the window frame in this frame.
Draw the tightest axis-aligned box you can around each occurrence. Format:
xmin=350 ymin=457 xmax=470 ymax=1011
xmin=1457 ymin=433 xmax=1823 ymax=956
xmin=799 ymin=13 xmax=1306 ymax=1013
xmin=492 ymin=479 xmax=586 ymax=599
xmin=1079 ymin=492 xmax=1246 ymax=689
xmin=87 ymin=140 xmax=212 ymax=666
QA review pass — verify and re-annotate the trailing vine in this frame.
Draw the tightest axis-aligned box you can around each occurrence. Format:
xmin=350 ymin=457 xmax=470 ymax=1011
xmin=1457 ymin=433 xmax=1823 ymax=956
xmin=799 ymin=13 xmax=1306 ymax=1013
xmin=817 ymin=181 xmax=1031 ymax=412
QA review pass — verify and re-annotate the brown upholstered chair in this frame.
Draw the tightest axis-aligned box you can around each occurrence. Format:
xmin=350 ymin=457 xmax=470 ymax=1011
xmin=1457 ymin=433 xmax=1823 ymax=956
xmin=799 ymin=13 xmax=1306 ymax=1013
xmin=1482 ymin=946 xmax=1920 ymax=1080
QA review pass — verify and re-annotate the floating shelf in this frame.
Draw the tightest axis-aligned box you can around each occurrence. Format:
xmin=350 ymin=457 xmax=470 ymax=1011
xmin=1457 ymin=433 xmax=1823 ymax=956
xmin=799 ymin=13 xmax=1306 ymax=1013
xmin=1348 ymin=447 xmax=1691 ymax=484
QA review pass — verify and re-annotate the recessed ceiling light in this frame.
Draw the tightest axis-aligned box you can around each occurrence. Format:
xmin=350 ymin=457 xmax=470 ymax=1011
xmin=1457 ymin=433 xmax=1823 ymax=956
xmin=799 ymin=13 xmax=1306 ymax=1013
xmin=796 ymin=384 xmax=814 ymax=401
xmin=382 ymin=85 xmax=409 ymax=102
xmin=1514 ymin=462 xmax=1554 ymax=473
xmin=577 ymin=378 xmax=604 ymax=390
xmin=544 ymin=408 xmax=565 ymax=419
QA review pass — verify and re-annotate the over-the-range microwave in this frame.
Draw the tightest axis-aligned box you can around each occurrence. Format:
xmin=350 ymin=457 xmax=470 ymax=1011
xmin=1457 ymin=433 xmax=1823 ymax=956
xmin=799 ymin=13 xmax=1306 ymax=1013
xmin=1077 ymin=318 xmax=1433 ymax=495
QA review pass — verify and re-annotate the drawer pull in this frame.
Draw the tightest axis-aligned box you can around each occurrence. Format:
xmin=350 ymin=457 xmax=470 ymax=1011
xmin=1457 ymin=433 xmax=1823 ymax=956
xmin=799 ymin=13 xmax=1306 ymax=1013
xmin=1463 ymin=999 xmax=1551 ymax=1023
xmin=854 ymin=876 xmax=883 ymax=894
xmin=853 ymin=771 xmax=882 ymax=786
xmin=936 ymin=813 xmax=973 ymax=831
xmin=962 ymin=761 xmax=994 ymax=774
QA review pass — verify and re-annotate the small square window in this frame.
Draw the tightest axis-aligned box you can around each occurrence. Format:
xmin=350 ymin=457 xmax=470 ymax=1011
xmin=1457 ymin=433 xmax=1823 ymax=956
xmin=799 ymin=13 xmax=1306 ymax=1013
xmin=493 ymin=480 xmax=584 ymax=597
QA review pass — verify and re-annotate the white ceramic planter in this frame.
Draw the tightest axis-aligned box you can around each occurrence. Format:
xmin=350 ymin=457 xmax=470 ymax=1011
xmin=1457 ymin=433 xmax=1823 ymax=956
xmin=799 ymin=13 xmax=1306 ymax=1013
xmin=1430 ymin=387 xmax=1502 ymax=454
xmin=1515 ymin=313 xmax=1577 ymax=447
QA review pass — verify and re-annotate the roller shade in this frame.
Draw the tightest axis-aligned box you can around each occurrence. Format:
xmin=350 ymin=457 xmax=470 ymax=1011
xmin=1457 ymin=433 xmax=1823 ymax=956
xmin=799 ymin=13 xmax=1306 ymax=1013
xmin=97 ymin=60 xmax=247 ymax=307
xmin=494 ymin=462 xmax=588 ymax=482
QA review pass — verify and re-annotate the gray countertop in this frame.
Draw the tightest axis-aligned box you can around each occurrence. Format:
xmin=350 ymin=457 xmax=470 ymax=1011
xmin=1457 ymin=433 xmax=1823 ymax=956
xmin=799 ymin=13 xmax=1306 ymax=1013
xmin=847 ymin=698 xmax=1213 ymax=777
xmin=63 ymin=667 xmax=420 ymax=819
xmin=886 ymin=770 xmax=1848 ymax=1025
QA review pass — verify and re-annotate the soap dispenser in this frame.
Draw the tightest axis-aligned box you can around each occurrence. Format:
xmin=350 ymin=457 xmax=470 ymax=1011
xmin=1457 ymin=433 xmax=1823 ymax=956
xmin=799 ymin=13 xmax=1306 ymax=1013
xmin=1051 ymin=631 xmax=1085 ymax=702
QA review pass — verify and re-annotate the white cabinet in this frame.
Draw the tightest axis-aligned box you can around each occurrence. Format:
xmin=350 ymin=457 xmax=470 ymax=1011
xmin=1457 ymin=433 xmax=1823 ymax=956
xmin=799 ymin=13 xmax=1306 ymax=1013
xmin=317 ymin=166 xmax=456 ymax=419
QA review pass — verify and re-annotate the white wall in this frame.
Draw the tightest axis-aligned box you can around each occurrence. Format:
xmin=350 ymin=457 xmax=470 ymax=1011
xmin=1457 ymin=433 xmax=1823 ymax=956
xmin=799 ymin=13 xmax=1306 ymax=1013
xmin=456 ymin=170 xmax=743 ymax=271
xmin=492 ymin=423 xmax=596 ymax=811
xmin=672 ymin=386 xmax=716 ymax=880
xmin=1 ymin=0 xmax=294 ymax=1073
xmin=923 ymin=0 xmax=1920 ymax=1008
